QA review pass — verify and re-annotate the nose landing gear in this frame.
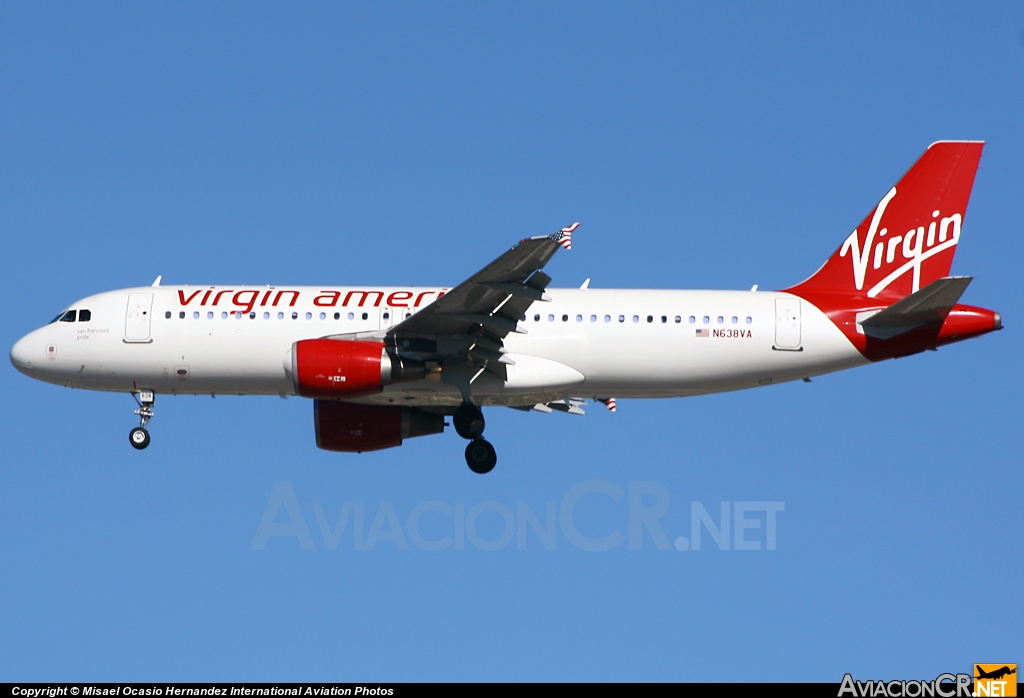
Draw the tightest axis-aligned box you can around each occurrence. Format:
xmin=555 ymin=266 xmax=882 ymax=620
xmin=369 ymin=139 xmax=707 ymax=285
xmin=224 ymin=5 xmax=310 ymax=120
xmin=454 ymin=402 xmax=496 ymax=473
xmin=129 ymin=391 xmax=155 ymax=450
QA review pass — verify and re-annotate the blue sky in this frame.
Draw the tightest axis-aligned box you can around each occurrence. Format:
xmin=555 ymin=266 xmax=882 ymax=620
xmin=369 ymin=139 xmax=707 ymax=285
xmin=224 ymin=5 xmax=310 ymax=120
xmin=1 ymin=2 xmax=1021 ymax=682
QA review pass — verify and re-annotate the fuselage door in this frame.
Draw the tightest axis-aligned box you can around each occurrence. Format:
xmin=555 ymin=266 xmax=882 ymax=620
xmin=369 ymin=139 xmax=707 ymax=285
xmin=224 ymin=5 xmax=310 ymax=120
xmin=125 ymin=292 xmax=154 ymax=343
xmin=774 ymin=297 xmax=802 ymax=351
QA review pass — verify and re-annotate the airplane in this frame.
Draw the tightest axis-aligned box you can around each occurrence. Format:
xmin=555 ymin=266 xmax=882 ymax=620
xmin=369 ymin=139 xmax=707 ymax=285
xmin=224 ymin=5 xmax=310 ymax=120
xmin=9 ymin=141 xmax=1001 ymax=474
xmin=975 ymin=666 xmax=1016 ymax=681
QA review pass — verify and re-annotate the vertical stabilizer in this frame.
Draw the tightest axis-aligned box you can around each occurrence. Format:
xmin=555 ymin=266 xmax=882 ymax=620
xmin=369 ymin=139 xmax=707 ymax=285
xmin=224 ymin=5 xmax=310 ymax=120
xmin=786 ymin=141 xmax=983 ymax=301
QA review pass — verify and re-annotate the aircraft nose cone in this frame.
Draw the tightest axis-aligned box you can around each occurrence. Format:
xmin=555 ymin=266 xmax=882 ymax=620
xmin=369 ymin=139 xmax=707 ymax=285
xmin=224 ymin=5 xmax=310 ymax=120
xmin=10 ymin=335 xmax=35 ymax=377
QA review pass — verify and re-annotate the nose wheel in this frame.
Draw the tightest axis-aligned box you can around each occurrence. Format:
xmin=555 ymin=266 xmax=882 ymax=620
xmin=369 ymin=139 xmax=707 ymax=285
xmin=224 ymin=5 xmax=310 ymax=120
xmin=454 ymin=402 xmax=496 ymax=473
xmin=129 ymin=427 xmax=151 ymax=449
xmin=129 ymin=391 xmax=155 ymax=450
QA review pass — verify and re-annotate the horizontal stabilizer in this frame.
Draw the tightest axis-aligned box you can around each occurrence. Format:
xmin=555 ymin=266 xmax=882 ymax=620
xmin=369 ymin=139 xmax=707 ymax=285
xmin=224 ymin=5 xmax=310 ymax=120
xmin=860 ymin=276 xmax=972 ymax=339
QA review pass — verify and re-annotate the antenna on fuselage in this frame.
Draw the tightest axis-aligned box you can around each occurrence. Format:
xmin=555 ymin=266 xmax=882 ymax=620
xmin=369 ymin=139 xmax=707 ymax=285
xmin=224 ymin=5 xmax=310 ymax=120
xmin=152 ymin=276 xmax=162 ymax=287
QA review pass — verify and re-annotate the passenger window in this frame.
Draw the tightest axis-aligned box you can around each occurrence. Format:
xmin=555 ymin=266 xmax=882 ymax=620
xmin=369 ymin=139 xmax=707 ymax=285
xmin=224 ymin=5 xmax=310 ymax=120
xmin=647 ymin=315 xmax=653 ymax=323
xmin=361 ymin=312 xmax=368 ymax=320
xmin=305 ymin=312 xmax=312 ymax=320
xmin=235 ymin=311 xmax=243 ymax=319
xmin=222 ymin=312 xmax=228 ymax=319
xmin=604 ymin=315 xmax=611 ymax=323
xmin=264 ymin=312 xmax=271 ymax=319
xmin=703 ymin=316 xmax=709 ymax=323
xmin=250 ymin=312 xmax=256 ymax=319
xmin=661 ymin=316 xmax=667 ymax=323
xmin=590 ymin=315 xmax=597 ymax=323
xmin=348 ymin=312 xmax=354 ymax=320
xmin=165 ymin=311 xmax=172 ymax=319
xmin=618 ymin=315 xmax=625 ymax=323
xmin=548 ymin=314 xmax=555 ymax=322
xmin=746 ymin=316 xmax=752 ymax=324
xmin=632 ymin=315 xmax=639 ymax=323
xmin=193 ymin=312 xmax=200 ymax=319
xmin=291 ymin=312 xmax=298 ymax=319
xmin=79 ymin=309 xmax=91 ymax=322
xmin=334 ymin=312 xmax=340 ymax=320
xmin=562 ymin=314 xmax=568 ymax=322
xmin=534 ymin=314 xmax=541 ymax=322
xmin=179 ymin=311 xmax=185 ymax=319
xmin=717 ymin=316 xmax=724 ymax=324
xmin=576 ymin=314 xmax=583 ymax=322
xmin=731 ymin=316 xmax=738 ymax=324
xmin=319 ymin=312 xmax=326 ymax=320
xmin=689 ymin=316 xmax=695 ymax=323
xmin=208 ymin=312 xmax=214 ymax=319
xmin=674 ymin=316 xmax=681 ymax=323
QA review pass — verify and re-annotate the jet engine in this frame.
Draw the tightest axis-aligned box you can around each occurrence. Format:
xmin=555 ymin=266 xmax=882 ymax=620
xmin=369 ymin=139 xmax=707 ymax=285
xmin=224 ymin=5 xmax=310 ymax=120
xmin=288 ymin=338 xmax=424 ymax=398
xmin=314 ymin=400 xmax=445 ymax=452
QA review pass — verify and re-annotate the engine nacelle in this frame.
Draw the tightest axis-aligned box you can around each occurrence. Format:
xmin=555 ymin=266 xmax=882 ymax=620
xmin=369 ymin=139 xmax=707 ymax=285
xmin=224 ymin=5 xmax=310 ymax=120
xmin=314 ymin=400 xmax=445 ymax=452
xmin=288 ymin=338 xmax=424 ymax=398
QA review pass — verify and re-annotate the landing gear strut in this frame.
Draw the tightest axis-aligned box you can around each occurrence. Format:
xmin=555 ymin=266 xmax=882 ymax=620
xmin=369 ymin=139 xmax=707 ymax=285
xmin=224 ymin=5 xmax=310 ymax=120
xmin=455 ymin=402 xmax=496 ymax=473
xmin=129 ymin=391 xmax=155 ymax=450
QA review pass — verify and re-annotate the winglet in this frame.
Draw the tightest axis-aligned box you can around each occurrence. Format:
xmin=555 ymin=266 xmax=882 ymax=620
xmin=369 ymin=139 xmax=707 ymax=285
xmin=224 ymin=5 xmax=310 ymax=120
xmin=548 ymin=222 xmax=579 ymax=250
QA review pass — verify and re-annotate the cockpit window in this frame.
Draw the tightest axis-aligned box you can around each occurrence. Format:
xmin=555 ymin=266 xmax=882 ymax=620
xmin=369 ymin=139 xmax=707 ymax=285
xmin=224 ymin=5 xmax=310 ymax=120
xmin=49 ymin=308 xmax=91 ymax=323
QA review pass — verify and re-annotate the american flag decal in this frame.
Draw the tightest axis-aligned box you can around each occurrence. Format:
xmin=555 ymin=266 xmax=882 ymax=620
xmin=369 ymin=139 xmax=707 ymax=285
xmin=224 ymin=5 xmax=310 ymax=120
xmin=695 ymin=328 xmax=710 ymax=337
xmin=549 ymin=222 xmax=579 ymax=250
xmin=599 ymin=397 xmax=617 ymax=412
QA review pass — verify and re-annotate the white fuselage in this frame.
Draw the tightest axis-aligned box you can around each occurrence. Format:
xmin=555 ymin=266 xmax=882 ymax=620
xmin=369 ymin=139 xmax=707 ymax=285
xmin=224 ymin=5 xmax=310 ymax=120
xmin=10 ymin=285 xmax=868 ymax=407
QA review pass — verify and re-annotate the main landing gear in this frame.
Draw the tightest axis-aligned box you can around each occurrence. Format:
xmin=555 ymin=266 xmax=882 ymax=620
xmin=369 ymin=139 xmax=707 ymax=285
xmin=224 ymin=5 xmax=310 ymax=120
xmin=129 ymin=391 xmax=155 ymax=450
xmin=454 ymin=402 xmax=496 ymax=474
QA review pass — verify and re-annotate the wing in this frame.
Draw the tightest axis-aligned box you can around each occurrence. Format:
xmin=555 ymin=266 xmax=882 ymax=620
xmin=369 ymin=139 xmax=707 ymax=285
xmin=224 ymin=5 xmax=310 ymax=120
xmin=385 ymin=223 xmax=578 ymax=394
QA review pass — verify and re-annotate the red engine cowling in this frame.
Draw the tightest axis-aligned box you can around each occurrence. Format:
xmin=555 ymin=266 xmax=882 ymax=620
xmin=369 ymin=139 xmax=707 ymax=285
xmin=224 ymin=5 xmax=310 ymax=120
xmin=290 ymin=338 xmax=424 ymax=398
xmin=291 ymin=339 xmax=386 ymax=398
xmin=314 ymin=400 xmax=445 ymax=452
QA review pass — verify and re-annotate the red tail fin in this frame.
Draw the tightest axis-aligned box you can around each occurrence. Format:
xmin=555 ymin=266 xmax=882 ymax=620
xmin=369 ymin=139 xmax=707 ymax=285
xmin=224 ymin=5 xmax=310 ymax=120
xmin=787 ymin=141 xmax=983 ymax=301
